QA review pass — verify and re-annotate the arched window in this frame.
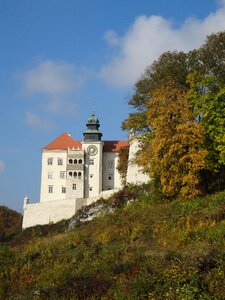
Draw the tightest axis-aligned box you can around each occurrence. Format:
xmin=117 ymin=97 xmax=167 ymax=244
xmin=78 ymin=172 xmax=82 ymax=179
xmin=68 ymin=172 xmax=72 ymax=177
xmin=79 ymin=159 xmax=82 ymax=164
xmin=74 ymin=159 xmax=78 ymax=164
xmin=69 ymin=159 xmax=73 ymax=164
xmin=74 ymin=172 xmax=77 ymax=178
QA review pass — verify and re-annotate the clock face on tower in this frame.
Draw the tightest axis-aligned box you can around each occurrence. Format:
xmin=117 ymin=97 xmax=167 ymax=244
xmin=87 ymin=145 xmax=98 ymax=156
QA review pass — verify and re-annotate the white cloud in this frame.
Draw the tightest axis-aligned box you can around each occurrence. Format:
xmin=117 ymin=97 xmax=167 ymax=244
xmin=0 ymin=160 xmax=5 ymax=173
xmin=23 ymin=60 xmax=81 ymax=95
xmin=20 ymin=60 xmax=88 ymax=114
xmin=25 ymin=111 xmax=54 ymax=129
xmin=100 ymin=1 xmax=225 ymax=87
xmin=104 ymin=30 xmax=120 ymax=46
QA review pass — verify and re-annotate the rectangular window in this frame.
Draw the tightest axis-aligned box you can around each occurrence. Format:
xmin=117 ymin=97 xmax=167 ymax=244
xmin=48 ymin=185 xmax=53 ymax=193
xmin=48 ymin=172 xmax=53 ymax=179
xmin=62 ymin=186 xmax=66 ymax=193
xmin=108 ymin=160 xmax=114 ymax=168
xmin=60 ymin=171 xmax=66 ymax=179
xmin=72 ymin=184 xmax=76 ymax=190
xmin=58 ymin=158 xmax=63 ymax=165
xmin=47 ymin=158 xmax=53 ymax=165
xmin=89 ymin=159 xmax=94 ymax=165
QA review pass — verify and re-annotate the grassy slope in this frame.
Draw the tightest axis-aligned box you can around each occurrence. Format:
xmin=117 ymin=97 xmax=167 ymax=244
xmin=1 ymin=188 xmax=225 ymax=299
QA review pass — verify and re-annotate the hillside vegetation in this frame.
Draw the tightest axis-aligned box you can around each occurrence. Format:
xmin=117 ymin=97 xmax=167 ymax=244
xmin=1 ymin=185 xmax=225 ymax=299
xmin=0 ymin=206 xmax=22 ymax=243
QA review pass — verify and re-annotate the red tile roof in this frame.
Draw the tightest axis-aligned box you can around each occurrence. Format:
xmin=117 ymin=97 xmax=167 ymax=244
xmin=103 ymin=141 xmax=129 ymax=153
xmin=43 ymin=132 xmax=82 ymax=150
xmin=43 ymin=133 xmax=129 ymax=152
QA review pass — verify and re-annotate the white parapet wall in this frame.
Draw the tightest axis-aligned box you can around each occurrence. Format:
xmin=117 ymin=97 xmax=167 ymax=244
xmin=22 ymin=198 xmax=77 ymax=229
xmin=22 ymin=189 xmax=118 ymax=229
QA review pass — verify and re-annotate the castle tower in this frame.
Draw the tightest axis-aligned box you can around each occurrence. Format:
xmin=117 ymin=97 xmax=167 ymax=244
xmin=82 ymin=114 xmax=104 ymax=198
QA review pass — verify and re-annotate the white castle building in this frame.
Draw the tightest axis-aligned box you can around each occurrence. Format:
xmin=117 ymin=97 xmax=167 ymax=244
xmin=22 ymin=114 xmax=149 ymax=228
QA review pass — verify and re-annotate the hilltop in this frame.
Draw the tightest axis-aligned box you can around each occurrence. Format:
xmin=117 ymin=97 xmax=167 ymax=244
xmin=0 ymin=185 xmax=225 ymax=299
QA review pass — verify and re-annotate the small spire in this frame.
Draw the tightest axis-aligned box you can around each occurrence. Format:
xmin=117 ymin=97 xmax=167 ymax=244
xmin=92 ymin=100 xmax=95 ymax=115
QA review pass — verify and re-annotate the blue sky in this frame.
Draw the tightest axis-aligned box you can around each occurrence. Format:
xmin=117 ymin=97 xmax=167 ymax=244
xmin=1 ymin=0 xmax=225 ymax=212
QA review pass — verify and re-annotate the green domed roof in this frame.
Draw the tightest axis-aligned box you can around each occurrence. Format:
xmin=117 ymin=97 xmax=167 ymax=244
xmin=83 ymin=113 xmax=102 ymax=141
xmin=87 ymin=114 xmax=99 ymax=124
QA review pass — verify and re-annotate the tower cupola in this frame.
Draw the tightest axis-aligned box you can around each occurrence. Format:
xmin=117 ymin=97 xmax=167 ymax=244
xmin=83 ymin=114 xmax=102 ymax=141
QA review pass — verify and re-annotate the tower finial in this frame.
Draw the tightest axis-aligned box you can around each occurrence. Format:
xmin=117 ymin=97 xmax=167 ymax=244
xmin=92 ymin=100 xmax=95 ymax=115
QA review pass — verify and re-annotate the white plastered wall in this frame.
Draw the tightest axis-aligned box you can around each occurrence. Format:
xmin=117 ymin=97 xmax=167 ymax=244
xmin=102 ymin=152 xmax=123 ymax=190
xmin=22 ymin=199 xmax=76 ymax=228
xmin=40 ymin=150 xmax=67 ymax=202
xmin=126 ymin=139 xmax=150 ymax=184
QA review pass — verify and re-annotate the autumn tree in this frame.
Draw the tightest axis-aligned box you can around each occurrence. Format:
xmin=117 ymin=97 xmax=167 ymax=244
xmin=122 ymin=31 xmax=225 ymax=197
xmin=147 ymin=79 xmax=207 ymax=198
xmin=122 ymin=51 xmax=190 ymax=134
xmin=117 ymin=146 xmax=129 ymax=185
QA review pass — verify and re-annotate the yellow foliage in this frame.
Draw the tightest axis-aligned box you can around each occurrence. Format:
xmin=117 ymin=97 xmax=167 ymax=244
xmin=147 ymin=78 xmax=207 ymax=198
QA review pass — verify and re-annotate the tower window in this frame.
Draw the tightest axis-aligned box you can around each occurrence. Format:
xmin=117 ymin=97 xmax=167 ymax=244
xmin=58 ymin=158 xmax=63 ymax=165
xmin=68 ymin=172 xmax=72 ymax=177
xmin=48 ymin=186 xmax=53 ymax=193
xmin=89 ymin=187 xmax=93 ymax=191
xmin=74 ymin=159 xmax=78 ymax=164
xmin=108 ymin=160 xmax=114 ymax=168
xmin=72 ymin=184 xmax=76 ymax=190
xmin=62 ymin=187 xmax=66 ymax=193
xmin=47 ymin=158 xmax=53 ymax=165
xmin=90 ymin=174 xmax=93 ymax=178
xmin=60 ymin=171 xmax=66 ymax=179
xmin=89 ymin=159 xmax=94 ymax=165
xmin=74 ymin=172 xmax=77 ymax=178
xmin=69 ymin=159 xmax=73 ymax=164
xmin=79 ymin=159 xmax=82 ymax=164
xmin=78 ymin=172 xmax=82 ymax=179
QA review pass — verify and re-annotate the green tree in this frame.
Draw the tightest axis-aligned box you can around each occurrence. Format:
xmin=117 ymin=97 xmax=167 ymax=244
xmin=122 ymin=51 xmax=189 ymax=134
xmin=187 ymin=32 xmax=225 ymax=171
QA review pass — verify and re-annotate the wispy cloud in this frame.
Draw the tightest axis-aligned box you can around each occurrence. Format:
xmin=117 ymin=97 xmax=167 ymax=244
xmin=24 ymin=60 xmax=80 ymax=95
xmin=100 ymin=1 xmax=225 ymax=86
xmin=25 ymin=111 xmax=54 ymax=129
xmin=0 ymin=160 xmax=5 ymax=173
xmin=19 ymin=59 xmax=88 ymax=115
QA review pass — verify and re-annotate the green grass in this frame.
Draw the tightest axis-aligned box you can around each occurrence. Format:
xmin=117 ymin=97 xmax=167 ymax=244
xmin=1 ymin=186 xmax=225 ymax=299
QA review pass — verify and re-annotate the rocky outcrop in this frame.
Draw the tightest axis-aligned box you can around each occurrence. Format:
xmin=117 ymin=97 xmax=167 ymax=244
xmin=68 ymin=199 xmax=114 ymax=231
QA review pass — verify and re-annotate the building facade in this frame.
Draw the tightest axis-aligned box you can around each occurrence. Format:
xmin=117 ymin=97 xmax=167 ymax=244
xmin=22 ymin=114 xmax=149 ymax=228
